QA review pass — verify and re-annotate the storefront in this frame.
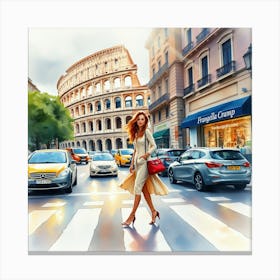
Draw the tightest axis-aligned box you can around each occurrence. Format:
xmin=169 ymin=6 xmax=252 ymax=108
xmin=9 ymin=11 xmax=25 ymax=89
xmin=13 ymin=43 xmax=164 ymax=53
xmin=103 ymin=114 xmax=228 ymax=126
xmin=153 ymin=128 xmax=170 ymax=148
xmin=181 ymin=96 xmax=252 ymax=160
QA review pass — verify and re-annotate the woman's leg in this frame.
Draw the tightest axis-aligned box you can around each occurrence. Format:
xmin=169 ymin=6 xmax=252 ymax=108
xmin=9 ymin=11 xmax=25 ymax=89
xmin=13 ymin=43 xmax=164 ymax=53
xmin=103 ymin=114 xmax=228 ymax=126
xmin=142 ymin=183 xmax=155 ymax=213
xmin=122 ymin=194 xmax=141 ymax=225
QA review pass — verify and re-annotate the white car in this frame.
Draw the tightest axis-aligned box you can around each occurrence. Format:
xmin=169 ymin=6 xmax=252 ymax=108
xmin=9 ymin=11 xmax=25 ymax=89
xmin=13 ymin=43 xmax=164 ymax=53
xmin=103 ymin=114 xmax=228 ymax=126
xmin=89 ymin=152 xmax=118 ymax=177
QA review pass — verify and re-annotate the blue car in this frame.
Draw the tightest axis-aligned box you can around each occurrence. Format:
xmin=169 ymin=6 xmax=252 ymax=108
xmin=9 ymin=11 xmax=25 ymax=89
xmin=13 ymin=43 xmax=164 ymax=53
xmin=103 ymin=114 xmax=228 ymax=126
xmin=168 ymin=147 xmax=251 ymax=191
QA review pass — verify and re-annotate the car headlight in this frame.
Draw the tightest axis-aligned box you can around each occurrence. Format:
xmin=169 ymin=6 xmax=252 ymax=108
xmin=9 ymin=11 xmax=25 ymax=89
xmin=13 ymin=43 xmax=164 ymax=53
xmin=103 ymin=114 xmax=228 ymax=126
xmin=58 ymin=168 xmax=70 ymax=177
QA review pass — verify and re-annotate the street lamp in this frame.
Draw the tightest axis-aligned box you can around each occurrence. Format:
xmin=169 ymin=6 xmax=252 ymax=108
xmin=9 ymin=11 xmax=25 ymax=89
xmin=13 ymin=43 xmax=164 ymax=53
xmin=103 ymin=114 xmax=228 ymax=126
xmin=243 ymin=44 xmax=252 ymax=74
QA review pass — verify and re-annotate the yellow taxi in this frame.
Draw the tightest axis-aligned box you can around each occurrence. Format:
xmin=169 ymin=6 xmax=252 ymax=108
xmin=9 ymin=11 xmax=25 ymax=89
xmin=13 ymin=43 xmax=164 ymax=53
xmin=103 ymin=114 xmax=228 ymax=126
xmin=114 ymin=148 xmax=134 ymax=167
xmin=28 ymin=149 xmax=77 ymax=193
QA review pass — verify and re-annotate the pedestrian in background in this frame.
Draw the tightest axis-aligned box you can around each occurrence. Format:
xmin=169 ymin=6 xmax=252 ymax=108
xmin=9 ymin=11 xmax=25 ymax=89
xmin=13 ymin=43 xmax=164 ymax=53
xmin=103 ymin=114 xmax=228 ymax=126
xmin=119 ymin=111 xmax=169 ymax=226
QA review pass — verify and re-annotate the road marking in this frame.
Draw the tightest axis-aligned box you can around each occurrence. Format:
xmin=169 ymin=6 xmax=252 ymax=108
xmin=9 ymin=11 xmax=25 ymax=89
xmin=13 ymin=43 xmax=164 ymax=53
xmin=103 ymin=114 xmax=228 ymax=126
xmin=83 ymin=201 xmax=104 ymax=206
xmin=219 ymin=202 xmax=251 ymax=218
xmin=29 ymin=210 xmax=57 ymax=235
xmin=161 ymin=198 xmax=186 ymax=203
xmin=122 ymin=200 xmax=143 ymax=205
xmin=42 ymin=202 xmax=66 ymax=207
xmin=170 ymin=205 xmax=250 ymax=251
xmin=68 ymin=191 xmax=127 ymax=196
xmin=205 ymin=196 xmax=231 ymax=202
xmin=121 ymin=207 xmax=171 ymax=252
xmin=49 ymin=208 xmax=101 ymax=251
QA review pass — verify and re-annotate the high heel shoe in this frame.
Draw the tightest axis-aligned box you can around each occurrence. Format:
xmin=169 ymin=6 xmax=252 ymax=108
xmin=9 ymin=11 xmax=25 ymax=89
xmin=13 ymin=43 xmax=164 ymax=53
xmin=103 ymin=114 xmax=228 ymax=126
xmin=121 ymin=216 xmax=136 ymax=227
xmin=149 ymin=210 xmax=160 ymax=225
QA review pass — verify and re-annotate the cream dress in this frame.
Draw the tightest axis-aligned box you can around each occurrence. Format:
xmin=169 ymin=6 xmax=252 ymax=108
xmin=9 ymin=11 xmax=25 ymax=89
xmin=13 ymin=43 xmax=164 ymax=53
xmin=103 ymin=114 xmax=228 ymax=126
xmin=119 ymin=129 xmax=169 ymax=196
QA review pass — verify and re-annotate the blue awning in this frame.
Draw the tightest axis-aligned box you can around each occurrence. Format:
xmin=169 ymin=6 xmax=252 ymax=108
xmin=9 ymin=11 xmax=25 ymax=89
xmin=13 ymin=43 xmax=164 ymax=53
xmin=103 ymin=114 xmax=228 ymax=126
xmin=181 ymin=96 xmax=251 ymax=128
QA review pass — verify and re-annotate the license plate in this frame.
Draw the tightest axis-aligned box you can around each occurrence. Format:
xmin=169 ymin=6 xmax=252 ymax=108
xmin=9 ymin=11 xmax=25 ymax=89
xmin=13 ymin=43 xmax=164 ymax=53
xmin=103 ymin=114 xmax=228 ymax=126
xmin=227 ymin=165 xmax=241 ymax=171
xmin=36 ymin=179 xmax=52 ymax=184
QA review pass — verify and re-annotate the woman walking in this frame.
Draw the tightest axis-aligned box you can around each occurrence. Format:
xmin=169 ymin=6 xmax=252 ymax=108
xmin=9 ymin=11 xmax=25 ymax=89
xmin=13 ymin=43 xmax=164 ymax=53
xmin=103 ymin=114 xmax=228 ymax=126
xmin=119 ymin=111 xmax=169 ymax=226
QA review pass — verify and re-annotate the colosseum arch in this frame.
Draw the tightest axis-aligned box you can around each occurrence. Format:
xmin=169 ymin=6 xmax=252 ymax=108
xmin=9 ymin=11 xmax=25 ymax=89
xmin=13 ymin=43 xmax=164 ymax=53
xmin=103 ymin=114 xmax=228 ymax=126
xmin=104 ymin=99 xmax=111 ymax=110
xmin=136 ymin=95 xmax=144 ymax=107
xmin=88 ymin=121 xmax=93 ymax=132
xmin=87 ymin=102 xmax=93 ymax=113
xmin=126 ymin=116 xmax=132 ymax=124
xmin=124 ymin=75 xmax=132 ymax=87
xmin=125 ymin=96 xmax=132 ymax=108
xmin=97 ymin=139 xmax=103 ymax=151
xmin=115 ymin=97 xmax=121 ymax=109
xmin=82 ymin=140 xmax=87 ymax=150
xmin=115 ymin=117 xmax=122 ymax=129
xmin=75 ymin=123 xmax=80 ymax=134
xmin=75 ymin=106 xmax=79 ymax=116
xmin=105 ymin=139 xmax=112 ymax=151
xmin=105 ymin=118 xmax=111 ymax=130
xmin=88 ymin=140 xmax=95 ymax=151
xmin=81 ymin=104 xmax=86 ymax=115
xmin=96 ymin=119 xmax=102 ymax=131
xmin=77 ymin=141 xmax=81 ymax=147
xmin=116 ymin=138 xmax=123 ymax=149
xmin=96 ymin=100 xmax=101 ymax=112
xmin=104 ymin=80 xmax=110 ymax=92
xmin=114 ymin=77 xmax=121 ymax=89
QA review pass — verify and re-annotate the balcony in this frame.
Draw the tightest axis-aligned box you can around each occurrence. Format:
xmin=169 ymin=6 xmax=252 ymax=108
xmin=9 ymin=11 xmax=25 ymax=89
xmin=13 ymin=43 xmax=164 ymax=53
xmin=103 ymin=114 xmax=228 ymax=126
xmin=182 ymin=41 xmax=194 ymax=56
xmin=197 ymin=74 xmax=211 ymax=89
xmin=216 ymin=61 xmax=236 ymax=78
xmin=183 ymin=84 xmax=194 ymax=96
xmin=149 ymin=93 xmax=169 ymax=111
xmin=196 ymin=28 xmax=210 ymax=44
xmin=148 ymin=62 xmax=169 ymax=88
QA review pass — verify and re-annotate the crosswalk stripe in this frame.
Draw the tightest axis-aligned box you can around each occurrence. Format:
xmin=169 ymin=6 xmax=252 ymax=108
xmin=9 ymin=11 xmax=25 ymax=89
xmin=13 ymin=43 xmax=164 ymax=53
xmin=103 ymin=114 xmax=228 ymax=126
xmin=83 ymin=201 xmax=104 ymax=206
xmin=161 ymin=198 xmax=186 ymax=203
xmin=219 ymin=202 xmax=251 ymax=217
xmin=205 ymin=196 xmax=231 ymax=202
xmin=122 ymin=200 xmax=143 ymax=205
xmin=121 ymin=207 xmax=171 ymax=252
xmin=49 ymin=208 xmax=101 ymax=251
xmin=29 ymin=210 xmax=57 ymax=235
xmin=170 ymin=205 xmax=250 ymax=251
xmin=42 ymin=202 xmax=66 ymax=207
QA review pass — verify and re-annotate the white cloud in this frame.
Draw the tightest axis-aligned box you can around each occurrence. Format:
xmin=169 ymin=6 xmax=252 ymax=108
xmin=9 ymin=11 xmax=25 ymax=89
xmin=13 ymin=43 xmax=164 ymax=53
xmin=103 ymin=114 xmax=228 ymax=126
xmin=28 ymin=27 xmax=152 ymax=94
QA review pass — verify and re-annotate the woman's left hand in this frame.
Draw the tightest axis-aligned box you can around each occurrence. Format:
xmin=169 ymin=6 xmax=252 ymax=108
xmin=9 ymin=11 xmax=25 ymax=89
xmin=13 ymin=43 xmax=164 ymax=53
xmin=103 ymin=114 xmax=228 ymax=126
xmin=140 ymin=153 xmax=149 ymax=160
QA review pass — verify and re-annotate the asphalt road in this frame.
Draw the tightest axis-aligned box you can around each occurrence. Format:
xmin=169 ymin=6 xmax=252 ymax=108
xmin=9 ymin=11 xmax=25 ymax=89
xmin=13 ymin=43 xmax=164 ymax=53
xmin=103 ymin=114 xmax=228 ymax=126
xmin=28 ymin=163 xmax=252 ymax=254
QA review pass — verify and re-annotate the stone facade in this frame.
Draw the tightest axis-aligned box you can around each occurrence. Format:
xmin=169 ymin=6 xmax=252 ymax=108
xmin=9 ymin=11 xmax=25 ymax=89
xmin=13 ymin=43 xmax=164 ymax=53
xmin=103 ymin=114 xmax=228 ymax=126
xmin=57 ymin=45 xmax=150 ymax=151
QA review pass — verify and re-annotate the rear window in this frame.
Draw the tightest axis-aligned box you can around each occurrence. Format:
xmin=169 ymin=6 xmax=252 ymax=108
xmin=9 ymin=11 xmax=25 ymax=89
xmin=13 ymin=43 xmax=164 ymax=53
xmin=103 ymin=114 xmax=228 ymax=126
xmin=210 ymin=150 xmax=245 ymax=160
xmin=168 ymin=150 xmax=185 ymax=157
xmin=29 ymin=151 xmax=67 ymax=163
xmin=73 ymin=148 xmax=87 ymax=154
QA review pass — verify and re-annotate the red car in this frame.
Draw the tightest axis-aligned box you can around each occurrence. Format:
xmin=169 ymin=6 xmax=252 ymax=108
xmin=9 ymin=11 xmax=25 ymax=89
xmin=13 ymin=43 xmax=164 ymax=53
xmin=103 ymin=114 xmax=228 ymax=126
xmin=66 ymin=148 xmax=90 ymax=164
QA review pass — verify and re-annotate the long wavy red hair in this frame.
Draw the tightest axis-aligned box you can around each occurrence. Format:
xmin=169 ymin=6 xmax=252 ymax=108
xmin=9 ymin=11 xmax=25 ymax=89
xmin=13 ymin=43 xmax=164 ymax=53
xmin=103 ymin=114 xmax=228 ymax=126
xmin=126 ymin=111 xmax=149 ymax=143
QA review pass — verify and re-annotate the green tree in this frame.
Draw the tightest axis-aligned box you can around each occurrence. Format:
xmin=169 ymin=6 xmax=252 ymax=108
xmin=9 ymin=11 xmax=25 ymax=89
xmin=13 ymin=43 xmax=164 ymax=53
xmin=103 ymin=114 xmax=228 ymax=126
xmin=28 ymin=91 xmax=74 ymax=151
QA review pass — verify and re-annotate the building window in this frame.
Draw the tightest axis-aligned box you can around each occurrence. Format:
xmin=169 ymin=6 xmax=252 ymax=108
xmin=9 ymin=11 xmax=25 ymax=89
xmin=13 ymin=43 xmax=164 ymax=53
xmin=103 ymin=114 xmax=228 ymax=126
xmin=97 ymin=120 xmax=102 ymax=131
xmin=82 ymin=122 xmax=86 ymax=133
xmin=105 ymin=99 xmax=111 ymax=110
xmin=96 ymin=82 xmax=101 ymax=93
xmin=158 ymin=60 xmax=161 ymax=71
xmin=136 ymin=95 xmax=144 ymax=107
xmin=222 ymin=39 xmax=232 ymax=66
xmin=153 ymin=113 xmax=155 ymax=123
xmin=115 ymin=97 xmax=121 ymax=109
xmin=158 ymin=85 xmax=162 ymax=96
xmin=96 ymin=101 xmax=101 ymax=112
xmin=114 ymin=77 xmax=121 ymax=88
xmin=76 ymin=124 xmax=80 ymax=133
xmin=165 ymin=79 xmax=169 ymax=93
xmin=126 ymin=116 xmax=132 ymax=124
xmin=186 ymin=28 xmax=192 ymax=44
xmin=124 ymin=76 xmax=132 ymax=87
xmin=188 ymin=67 xmax=193 ymax=85
xmin=158 ymin=111 xmax=161 ymax=121
xmin=165 ymin=51 xmax=168 ymax=64
xmin=104 ymin=80 xmax=110 ymax=91
xmin=125 ymin=96 xmax=132 ymax=108
xmin=166 ymin=106 xmax=169 ymax=118
xmin=89 ymin=121 xmax=93 ymax=132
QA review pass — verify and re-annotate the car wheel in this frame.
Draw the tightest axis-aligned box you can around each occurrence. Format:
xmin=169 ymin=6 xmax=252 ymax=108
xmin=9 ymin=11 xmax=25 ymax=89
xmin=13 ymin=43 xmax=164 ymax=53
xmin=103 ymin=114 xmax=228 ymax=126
xmin=65 ymin=177 xmax=73 ymax=193
xmin=73 ymin=170 xmax=77 ymax=186
xmin=168 ymin=168 xmax=177 ymax=184
xmin=194 ymin=172 xmax=206 ymax=191
xmin=234 ymin=184 xmax=247 ymax=190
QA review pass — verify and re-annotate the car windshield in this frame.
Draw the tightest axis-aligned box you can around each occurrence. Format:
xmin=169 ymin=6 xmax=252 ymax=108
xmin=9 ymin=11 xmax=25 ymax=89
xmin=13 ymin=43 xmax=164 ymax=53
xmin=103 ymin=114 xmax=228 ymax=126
xmin=28 ymin=151 xmax=67 ymax=163
xmin=210 ymin=150 xmax=245 ymax=160
xmin=121 ymin=149 xmax=133 ymax=155
xmin=73 ymin=148 xmax=86 ymax=154
xmin=168 ymin=150 xmax=185 ymax=156
xmin=92 ymin=153 xmax=114 ymax=161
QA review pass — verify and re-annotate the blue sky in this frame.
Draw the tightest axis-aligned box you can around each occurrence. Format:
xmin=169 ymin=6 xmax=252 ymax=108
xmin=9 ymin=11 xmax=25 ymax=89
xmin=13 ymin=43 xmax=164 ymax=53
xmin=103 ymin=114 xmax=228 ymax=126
xmin=29 ymin=27 xmax=152 ymax=95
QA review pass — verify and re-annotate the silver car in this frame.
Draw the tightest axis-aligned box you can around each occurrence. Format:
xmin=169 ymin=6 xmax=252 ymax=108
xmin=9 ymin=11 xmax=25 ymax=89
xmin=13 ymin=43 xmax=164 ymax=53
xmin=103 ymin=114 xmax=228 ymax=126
xmin=89 ymin=152 xmax=118 ymax=177
xmin=168 ymin=147 xmax=251 ymax=191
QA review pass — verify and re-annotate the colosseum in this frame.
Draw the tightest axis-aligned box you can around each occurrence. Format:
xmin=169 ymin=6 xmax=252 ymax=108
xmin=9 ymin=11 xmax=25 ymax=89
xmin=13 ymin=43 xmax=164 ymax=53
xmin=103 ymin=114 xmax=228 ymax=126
xmin=57 ymin=45 xmax=150 ymax=151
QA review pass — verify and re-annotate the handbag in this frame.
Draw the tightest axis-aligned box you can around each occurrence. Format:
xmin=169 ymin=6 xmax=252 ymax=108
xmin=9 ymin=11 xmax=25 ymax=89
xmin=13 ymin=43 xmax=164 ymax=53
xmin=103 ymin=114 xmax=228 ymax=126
xmin=145 ymin=132 xmax=166 ymax=175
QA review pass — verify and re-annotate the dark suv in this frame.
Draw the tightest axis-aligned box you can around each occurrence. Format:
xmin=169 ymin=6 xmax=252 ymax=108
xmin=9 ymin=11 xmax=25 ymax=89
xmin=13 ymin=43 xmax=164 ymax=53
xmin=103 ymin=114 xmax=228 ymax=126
xmin=66 ymin=148 xmax=90 ymax=164
xmin=155 ymin=148 xmax=186 ymax=176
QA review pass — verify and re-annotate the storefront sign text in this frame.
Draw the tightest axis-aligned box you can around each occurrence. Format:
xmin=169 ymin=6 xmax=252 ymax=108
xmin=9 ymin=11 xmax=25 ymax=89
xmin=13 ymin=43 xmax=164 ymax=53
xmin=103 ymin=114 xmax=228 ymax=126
xmin=197 ymin=109 xmax=236 ymax=124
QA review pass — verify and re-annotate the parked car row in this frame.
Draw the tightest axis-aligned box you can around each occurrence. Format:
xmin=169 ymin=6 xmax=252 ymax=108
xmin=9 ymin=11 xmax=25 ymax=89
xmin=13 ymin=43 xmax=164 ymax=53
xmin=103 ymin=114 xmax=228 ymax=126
xmin=28 ymin=146 xmax=251 ymax=194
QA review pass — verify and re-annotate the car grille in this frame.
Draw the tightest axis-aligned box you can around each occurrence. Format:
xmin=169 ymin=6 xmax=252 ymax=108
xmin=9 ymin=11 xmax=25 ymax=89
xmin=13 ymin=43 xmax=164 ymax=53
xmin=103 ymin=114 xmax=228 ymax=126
xmin=97 ymin=165 xmax=111 ymax=169
xmin=30 ymin=172 xmax=57 ymax=179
